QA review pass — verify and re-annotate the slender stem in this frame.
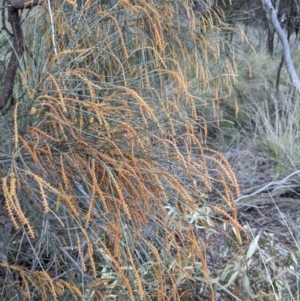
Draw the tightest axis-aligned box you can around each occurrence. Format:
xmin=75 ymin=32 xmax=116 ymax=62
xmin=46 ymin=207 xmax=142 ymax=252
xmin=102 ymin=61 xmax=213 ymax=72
xmin=46 ymin=0 xmax=59 ymax=59
xmin=263 ymin=0 xmax=300 ymax=94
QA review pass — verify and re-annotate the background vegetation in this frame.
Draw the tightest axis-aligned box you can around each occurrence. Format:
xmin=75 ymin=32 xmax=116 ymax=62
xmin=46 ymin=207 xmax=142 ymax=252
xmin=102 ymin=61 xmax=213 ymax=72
xmin=0 ymin=0 xmax=300 ymax=300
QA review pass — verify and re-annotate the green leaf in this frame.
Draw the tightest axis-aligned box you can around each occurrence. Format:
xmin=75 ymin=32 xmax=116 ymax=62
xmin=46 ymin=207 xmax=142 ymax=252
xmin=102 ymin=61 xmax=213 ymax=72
xmin=242 ymin=272 xmax=255 ymax=297
xmin=224 ymin=270 xmax=239 ymax=288
xmin=246 ymin=231 xmax=261 ymax=259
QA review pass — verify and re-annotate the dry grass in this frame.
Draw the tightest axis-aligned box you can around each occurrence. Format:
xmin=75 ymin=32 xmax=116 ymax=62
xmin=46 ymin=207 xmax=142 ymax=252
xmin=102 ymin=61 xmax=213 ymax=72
xmin=205 ymin=24 xmax=300 ymax=301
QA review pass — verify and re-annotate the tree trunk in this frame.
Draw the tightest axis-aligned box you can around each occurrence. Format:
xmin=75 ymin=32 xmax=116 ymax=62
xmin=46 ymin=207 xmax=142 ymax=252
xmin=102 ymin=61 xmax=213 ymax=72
xmin=263 ymin=0 xmax=300 ymax=94
xmin=0 ymin=0 xmax=41 ymax=111
xmin=0 ymin=6 xmax=23 ymax=110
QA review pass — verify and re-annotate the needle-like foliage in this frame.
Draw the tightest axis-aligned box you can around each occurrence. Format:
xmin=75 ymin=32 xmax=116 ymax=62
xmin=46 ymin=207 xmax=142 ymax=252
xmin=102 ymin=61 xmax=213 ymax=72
xmin=0 ymin=1 xmax=243 ymax=300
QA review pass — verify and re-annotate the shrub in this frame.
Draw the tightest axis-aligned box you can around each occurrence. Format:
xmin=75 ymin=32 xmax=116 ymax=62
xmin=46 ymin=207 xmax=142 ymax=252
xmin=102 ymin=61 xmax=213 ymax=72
xmin=0 ymin=1 xmax=245 ymax=300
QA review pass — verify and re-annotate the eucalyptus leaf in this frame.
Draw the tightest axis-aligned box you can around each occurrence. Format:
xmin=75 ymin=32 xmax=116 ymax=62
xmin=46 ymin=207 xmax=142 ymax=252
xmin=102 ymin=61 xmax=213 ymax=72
xmin=246 ymin=231 xmax=261 ymax=259
xmin=224 ymin=270 xmax=239 ymax=288
xmin=242 ymin=272 xmax=256 ymax=298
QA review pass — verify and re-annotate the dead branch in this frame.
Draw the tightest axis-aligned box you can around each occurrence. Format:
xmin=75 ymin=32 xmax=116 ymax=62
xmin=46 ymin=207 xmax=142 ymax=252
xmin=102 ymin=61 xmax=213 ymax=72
xmin=235 ymin=169 xmax=300 ymax=204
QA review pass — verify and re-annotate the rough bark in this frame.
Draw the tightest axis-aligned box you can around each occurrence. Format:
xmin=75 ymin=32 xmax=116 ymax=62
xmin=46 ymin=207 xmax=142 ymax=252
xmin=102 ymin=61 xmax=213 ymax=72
xmin=0 ymin=6 xmax=22 ymax=110
xmin=263 ymin=0 xmax=275 ymax=55
xmin=0 ymin=0 xmax=41 ymax=111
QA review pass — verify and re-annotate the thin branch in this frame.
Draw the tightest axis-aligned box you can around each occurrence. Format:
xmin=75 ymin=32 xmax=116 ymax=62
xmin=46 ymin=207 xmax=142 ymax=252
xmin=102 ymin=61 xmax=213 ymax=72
xmin=263 ymin=0 xmax=300 ymax=94
xmin=46 ymin=0 xmax=58 ymax=59
xmin=0 ymin=5 xmax=12 ymax=10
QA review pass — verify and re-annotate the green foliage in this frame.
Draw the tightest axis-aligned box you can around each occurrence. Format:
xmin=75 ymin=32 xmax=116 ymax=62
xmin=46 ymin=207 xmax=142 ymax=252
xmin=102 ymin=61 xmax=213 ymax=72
xmin=1 ymin=1 xmax=300 ymax=301
xmin=0 ymin=1 xmax=245 ymax=300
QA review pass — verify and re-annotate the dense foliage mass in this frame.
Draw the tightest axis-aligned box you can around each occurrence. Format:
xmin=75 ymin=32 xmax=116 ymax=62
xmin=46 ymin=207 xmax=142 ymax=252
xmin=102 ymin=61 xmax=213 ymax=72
xmin=1 ymin=0 xmax=299 ymax=301
xmin=0 ymin=1 xmax=243 ymax=300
